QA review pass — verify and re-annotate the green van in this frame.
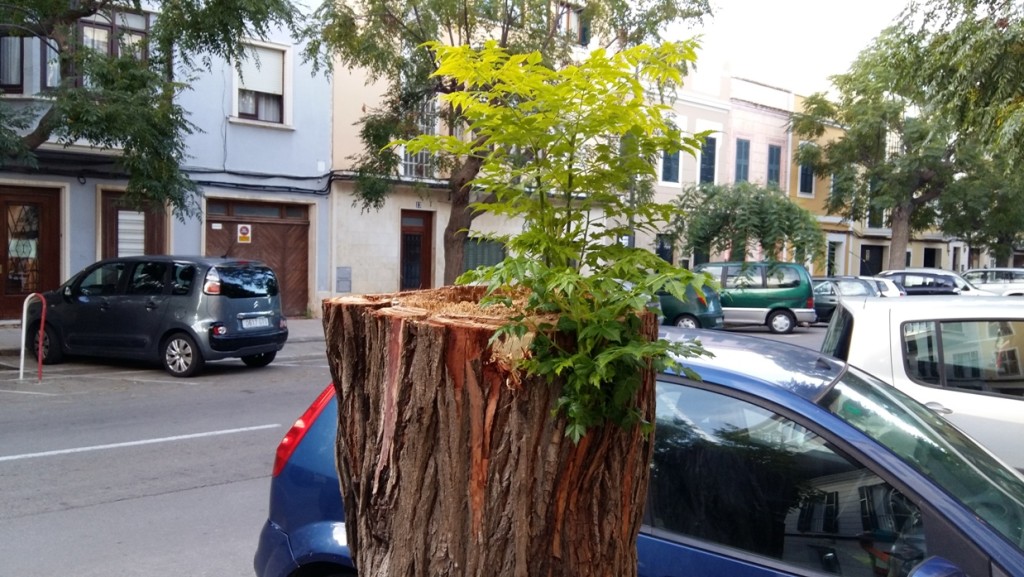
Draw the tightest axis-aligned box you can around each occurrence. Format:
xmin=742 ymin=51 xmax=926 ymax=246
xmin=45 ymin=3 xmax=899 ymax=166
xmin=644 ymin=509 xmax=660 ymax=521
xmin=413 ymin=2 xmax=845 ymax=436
xmin=693 ymin=261 xmax=816 ymax=334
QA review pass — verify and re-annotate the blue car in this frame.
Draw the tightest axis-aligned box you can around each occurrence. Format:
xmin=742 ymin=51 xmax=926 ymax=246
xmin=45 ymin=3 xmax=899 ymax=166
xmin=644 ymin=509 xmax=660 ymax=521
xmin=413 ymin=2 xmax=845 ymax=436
xmin=255 ymin=328 xmax=1024 ymax=577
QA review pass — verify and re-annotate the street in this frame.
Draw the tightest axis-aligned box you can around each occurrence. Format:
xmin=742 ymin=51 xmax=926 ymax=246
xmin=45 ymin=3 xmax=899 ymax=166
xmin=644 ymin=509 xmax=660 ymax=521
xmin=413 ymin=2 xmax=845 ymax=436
xmin=0 ymin=341 xmax=333 ymax=577
xmin=0 ymin=324 xmax=827 ymax=577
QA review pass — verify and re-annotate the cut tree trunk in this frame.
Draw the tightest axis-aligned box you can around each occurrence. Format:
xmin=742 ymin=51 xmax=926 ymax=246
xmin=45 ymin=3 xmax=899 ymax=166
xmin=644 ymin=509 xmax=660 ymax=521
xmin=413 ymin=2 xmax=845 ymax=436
xmin=322 ymin=285 xmax=657 ymax=577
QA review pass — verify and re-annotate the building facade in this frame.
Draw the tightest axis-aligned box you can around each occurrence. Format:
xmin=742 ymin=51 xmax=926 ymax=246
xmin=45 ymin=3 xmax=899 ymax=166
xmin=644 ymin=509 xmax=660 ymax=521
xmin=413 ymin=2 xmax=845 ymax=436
xmin=0 ymin=10 xmax=332 ymax=320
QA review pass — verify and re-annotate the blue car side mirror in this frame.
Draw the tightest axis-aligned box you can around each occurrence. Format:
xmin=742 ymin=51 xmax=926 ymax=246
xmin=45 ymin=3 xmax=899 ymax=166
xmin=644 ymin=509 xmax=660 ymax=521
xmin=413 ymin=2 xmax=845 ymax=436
xmin=908 ymin=556 xmax=966 ymax=577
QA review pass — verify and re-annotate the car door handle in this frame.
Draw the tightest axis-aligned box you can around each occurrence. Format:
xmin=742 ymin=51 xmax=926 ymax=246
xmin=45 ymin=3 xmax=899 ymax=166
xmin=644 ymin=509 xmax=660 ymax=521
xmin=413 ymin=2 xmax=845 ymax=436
xmin=925 ymin=401 xmax=952 ymax=415
xmin=146 ymin=301 xmax=159 ymax=311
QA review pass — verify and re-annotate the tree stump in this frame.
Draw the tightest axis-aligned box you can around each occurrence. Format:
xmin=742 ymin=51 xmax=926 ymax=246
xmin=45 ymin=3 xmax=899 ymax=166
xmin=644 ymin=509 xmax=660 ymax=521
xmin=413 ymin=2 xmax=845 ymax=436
xmin=322 ymin=285 xmax=658 ymax=577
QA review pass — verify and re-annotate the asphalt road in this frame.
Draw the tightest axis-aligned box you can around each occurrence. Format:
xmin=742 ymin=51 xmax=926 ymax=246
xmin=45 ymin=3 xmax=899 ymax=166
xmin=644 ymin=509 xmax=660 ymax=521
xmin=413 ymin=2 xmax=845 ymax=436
xmin=0 ymin=343 xmax=333 ymax=577
xmin=0 ymin=324 xmax=826 ymax=577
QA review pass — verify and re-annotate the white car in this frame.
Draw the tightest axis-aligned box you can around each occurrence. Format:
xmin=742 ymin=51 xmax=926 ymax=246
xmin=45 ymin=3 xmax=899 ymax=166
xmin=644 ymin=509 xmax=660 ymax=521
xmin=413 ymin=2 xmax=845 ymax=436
xmin=878 ymin=267 xmax=996 ymax=296
xmin=823 ymin=296 xmax=1024 ymax=471
xmin=963 ymin=268 xmax=1024 ymax=296
xmin=864 ymin=276 xmax=905 ymax=297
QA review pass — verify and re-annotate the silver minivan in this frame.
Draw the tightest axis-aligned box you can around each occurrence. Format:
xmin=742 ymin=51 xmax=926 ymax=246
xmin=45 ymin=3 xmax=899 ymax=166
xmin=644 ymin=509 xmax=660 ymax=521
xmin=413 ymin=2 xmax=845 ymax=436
xmin=25 ymin=255 xmax=288 ymax=377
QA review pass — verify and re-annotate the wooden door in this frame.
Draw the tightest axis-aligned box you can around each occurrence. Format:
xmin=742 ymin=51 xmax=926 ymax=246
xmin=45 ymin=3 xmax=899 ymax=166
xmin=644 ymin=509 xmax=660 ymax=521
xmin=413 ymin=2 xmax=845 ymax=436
xmin=400 ymin=210 xmax=433 ymax=290
xmin=0 ymin=187 xmax=60 ymax=319
xmin=205 ymin=201 xmax=309 ymax=317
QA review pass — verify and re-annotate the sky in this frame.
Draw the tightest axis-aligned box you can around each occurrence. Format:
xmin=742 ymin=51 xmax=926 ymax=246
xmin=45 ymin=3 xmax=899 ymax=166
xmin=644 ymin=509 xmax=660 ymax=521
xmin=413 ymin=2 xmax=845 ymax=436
xmin=676 ymin=0 xmax=912 ymax=95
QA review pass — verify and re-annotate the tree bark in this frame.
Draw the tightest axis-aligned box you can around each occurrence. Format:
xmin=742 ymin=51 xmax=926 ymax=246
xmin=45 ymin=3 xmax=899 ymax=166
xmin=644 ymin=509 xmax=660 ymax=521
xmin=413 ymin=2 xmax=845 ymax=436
xmin=886 ymin=202 xmax=914 ymax=270
xmin=322 ymin=286 xmax=656 ymax=577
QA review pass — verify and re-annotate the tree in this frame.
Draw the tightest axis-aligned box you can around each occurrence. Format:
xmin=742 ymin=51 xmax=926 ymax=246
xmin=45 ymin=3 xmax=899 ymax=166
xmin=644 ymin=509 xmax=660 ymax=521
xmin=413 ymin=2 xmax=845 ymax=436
xmin=789 ymin=28 xmax=979 ymax=271
xmin=303 ymin=0 xmax=712 ymax=284
xmin=669 ymin=182 xmax=826 ymax=263
xmin=938 ymin=149 xmax=1024 ymax=266
xmin=0 ymin=0 xmax=299 ymax=218
xmin=322 ymin=41 xmax=709 ymax=577
xmin=896 ymin=0 xmax=1024 ymax=160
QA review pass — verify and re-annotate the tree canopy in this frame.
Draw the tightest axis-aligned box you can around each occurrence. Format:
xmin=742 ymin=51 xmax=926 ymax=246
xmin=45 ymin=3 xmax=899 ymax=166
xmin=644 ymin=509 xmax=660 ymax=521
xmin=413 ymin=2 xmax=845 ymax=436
xmin=0 ymin=0 xmax=299 ymax=218
xmin=669 ymin=182 xmax=825 ymax=264
xmin=306 ymin=0 xmax=713 ymax=283
xmin=789 ymin=27 xmax=977 ymax=270
xmin=896 ymin=0 xmax=1024 ymax=160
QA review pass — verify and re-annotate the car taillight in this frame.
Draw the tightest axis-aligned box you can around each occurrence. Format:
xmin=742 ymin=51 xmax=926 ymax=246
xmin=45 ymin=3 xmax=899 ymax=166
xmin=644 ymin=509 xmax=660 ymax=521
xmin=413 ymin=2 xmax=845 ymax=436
xmin=806 ymin=297 xmax=814 ymax=308
xmin=210 ymin=323 xmax=227 ymax=337
xmin=203 ymin=268 xmax=221 ymax=295
xmin=696 ymin=293 xmax=707 ymax=307
xmin=273 ymin=384 xmax=336 ymax=477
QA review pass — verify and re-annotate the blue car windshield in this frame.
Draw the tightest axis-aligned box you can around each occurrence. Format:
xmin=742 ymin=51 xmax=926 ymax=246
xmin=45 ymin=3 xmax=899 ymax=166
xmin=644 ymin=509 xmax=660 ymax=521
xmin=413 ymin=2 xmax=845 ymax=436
xmin=823 ymin=366 xmax=1024 ymax=549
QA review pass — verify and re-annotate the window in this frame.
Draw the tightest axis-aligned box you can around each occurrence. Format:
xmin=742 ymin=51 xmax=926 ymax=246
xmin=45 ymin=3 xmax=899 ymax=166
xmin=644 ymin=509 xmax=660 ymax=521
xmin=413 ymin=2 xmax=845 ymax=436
xmin=827 ymin=241 xmax=840 ymax=276
xmin=0 ymin=36 xmax=23 ymax=93
xmin=77 ymin=11 xmax=150 ymax=87
xmin=765 ymin=265 xmax=801 ymax=288
xmin=77 ymin=262 xmax=127 ymax=297
xmin=661 ymin=150 xmax=680 ymax=183
xmin=462 ymin=238 xmax=506 ymax=273
xmin=734 ymin=139 xmax=749 ymax=182
xmin=238 ymin=44 xmax=285 ymax=124
xmin=41 ymin=40 xmax=60 ymax=90
xmin=655 ymin=234 xmax=674 ymax=264
xmin=555 ymin=3 xmax=588 ymax=46
xmin=767 ymin=144 xmax=781 ymax=186
xmin=902 ymin=320 xmax=1024 ymax=390
xmin=127 ymin=261 xmax=168 ymax=295
xmin=868 ymin=204 xmax=885 ymax=228
xmin=648 ymin=381 xmax=927 ymax=576
xmin=699 ymin=136 xmax=716 ymax=184
xmin=724 ymin=264 xmax=761 ymax=289
xmin=798 ymin=163 xmax=814 ymax=196
xmin=401 ymin=98 xmax=437 ymax=179
xmin=172 ymin=264 xmax=196 ymax=296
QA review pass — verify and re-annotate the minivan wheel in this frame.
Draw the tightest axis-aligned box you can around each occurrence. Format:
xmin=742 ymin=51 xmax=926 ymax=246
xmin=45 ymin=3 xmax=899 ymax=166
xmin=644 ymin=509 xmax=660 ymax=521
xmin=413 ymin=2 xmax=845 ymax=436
xmin=29 ymin=324 xmax=63 ymax=364
xmin=767 ymin=310 xmax=796 ymax=334
xmin=673 ymin=314 xmax=700 ymax=329
xmin=241 ymin=351 xmax=276 ymax=368
xmin=163 ymin=333 xmax=204 ymax=377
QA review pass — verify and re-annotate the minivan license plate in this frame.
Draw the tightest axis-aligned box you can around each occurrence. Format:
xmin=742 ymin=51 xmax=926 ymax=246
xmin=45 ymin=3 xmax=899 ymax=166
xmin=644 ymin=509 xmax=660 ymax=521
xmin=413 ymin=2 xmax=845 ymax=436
xmin=242 ymin=317 xmax=270 ymax=329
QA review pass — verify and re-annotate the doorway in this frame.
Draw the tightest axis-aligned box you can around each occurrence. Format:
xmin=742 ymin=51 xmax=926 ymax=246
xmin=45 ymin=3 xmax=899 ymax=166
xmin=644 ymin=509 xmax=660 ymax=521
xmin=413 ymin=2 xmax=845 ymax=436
xmin=0 ymin=187 xmax=60 ymax=319
xmin=400 ymin=210 xmax=433 ymax=290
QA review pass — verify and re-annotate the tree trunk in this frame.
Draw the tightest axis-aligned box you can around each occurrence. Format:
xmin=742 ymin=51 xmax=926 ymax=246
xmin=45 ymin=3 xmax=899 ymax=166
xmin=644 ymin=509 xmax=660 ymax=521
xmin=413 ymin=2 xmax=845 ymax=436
xmin=886 ymin=202 xmax=913 ymax=270
xmin=322 ymin=286 xmax=656 ymax=577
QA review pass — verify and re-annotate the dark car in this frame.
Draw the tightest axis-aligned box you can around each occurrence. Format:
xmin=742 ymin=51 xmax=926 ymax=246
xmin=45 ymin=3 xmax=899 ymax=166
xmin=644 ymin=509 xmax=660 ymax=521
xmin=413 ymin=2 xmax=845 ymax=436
xmin=254 ymin=328 xmax=1024 ymax=577
xmin=25 ymin=255 xmax=288 ymax=377
xmin=657 ymin=284 xmax=724 ymax=329
xmin=811 ymin=276 xmax=878 ymax=323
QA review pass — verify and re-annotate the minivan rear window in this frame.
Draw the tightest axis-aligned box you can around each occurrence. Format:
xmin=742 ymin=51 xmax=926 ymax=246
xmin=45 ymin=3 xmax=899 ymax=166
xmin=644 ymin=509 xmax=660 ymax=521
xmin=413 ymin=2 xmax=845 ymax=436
xmin=821 ymin=306 xmax=852 ymax=361
xmin=216 ymin=265 xmax=279 ymax=298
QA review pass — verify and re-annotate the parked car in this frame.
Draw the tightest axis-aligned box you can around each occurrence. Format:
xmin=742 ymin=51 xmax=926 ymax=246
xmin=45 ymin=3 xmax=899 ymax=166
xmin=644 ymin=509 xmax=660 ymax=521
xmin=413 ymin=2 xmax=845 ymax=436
xmin=657 ymin=284 xmax=724 ymax=329
xmin=255 ymin=328 xmax=1024 ymax=577
xmin=822 ymin=295 xmax=1024 ymax=471
xmin=963 ymin=268 xmax=1024 ymax=296
xmin=866 ymin=275 xmax=907 ymax=297
xmin=878 ymin=268 xmax=995 ymax=296
xmin=693 ymin=261 xmax=815 ymax=334
xmin=811 ymin=277 xmax=879 ymax=323
xmin=25 ymin=255 xmax=288 ymax=377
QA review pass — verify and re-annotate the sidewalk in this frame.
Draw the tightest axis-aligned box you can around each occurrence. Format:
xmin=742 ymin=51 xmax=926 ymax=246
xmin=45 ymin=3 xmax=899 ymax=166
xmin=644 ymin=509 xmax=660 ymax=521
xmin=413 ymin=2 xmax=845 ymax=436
xmin=0 ymin=317 xmax=327 ymax=357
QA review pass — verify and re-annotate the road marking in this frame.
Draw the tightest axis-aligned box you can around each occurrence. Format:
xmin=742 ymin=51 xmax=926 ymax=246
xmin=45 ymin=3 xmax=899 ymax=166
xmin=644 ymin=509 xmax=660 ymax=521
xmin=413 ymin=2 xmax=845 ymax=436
xmin=0 ymin=388 xmax=59 ymax=396
xmin=0 ymin=424 xmax=281 ymax=462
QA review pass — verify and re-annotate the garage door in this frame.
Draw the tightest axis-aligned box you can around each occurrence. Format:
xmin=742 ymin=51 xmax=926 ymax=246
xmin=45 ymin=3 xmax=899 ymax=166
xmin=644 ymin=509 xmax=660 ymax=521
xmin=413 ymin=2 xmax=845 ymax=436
xmin=205 ymin=200 xmax=309 ymax=317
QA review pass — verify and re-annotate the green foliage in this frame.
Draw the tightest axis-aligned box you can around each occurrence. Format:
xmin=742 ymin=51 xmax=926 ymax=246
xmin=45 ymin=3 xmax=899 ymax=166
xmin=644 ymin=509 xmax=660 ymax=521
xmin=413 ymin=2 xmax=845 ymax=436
xmin=895 ymin=0 xmax=1024 ymax=161
xmin=788 ymin=26 xmax=987 ymax=268
xmin=0 ymin=0 xmax=299 ymax=219
xmin=305 ymin=0 xmax=712 ymax=277
xmin=938 ymin=147 xmax=1024 ymax=261
xmin=401 ymin=41 xmax=710 ymax=442
xmin=670 ymin=182 xmax=826 ymax=262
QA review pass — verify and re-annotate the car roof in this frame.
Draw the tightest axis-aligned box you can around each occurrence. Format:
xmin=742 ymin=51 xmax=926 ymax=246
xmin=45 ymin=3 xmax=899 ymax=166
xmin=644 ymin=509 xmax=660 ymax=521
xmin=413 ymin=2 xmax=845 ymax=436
xmin=965 ymin=267 xmax=1024 ymax=272
xmin=94 ymin=255 xmax=269 ymax=267
xmin=882 ymin=268 xmax=960 ymax=275
xmin=659 ymin=326 xmax=843 ymax=402
xmin=838 ymin=295 xmax=1024 ymax=318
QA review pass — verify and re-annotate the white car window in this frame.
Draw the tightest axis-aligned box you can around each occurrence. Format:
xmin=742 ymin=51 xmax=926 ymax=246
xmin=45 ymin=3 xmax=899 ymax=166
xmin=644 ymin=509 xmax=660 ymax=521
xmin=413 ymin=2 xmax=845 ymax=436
xmin=902 ymin=320 xmax=1024 ymax=393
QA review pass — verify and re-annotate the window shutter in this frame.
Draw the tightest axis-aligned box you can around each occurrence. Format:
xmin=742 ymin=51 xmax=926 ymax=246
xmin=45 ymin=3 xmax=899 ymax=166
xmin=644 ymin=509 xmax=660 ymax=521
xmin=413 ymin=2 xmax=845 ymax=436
xmin=239 ymin=45 xmax=283 ymax=95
